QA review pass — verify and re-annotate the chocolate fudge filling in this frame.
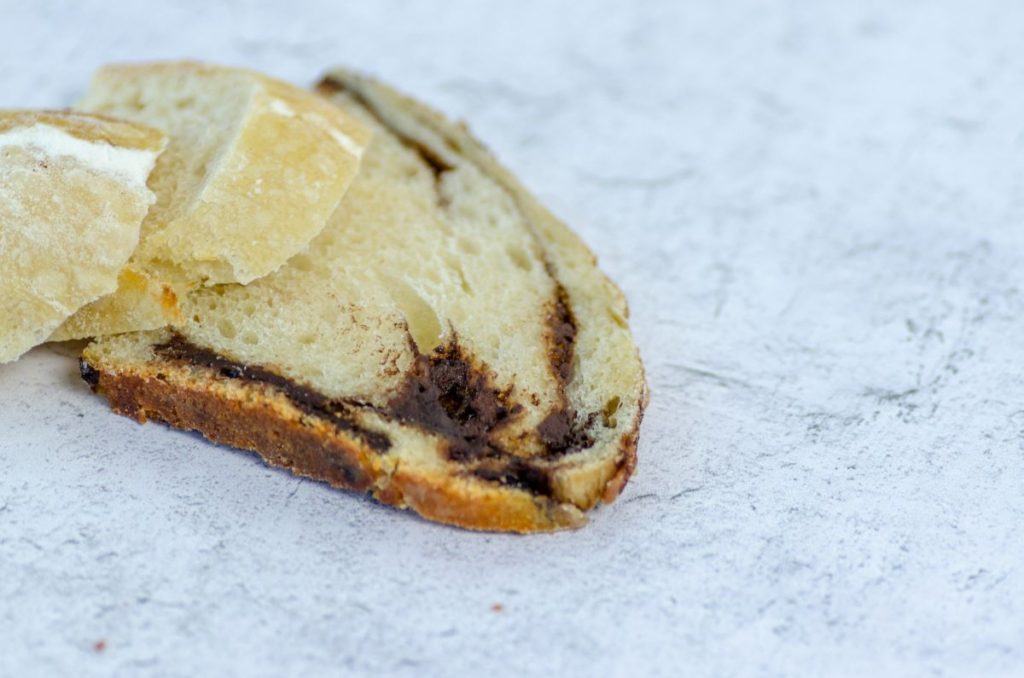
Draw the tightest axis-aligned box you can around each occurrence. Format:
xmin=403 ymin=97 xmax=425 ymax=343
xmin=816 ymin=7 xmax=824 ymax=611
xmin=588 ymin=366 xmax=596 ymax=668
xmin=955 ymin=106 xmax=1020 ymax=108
xmin=538 ymin=282 xmax=597 ymax=456
xmin=547 ymin=282 xmax=577 ymax=384
xmin=538 ymin=410 xmax=597 ymax=457
xmin=473 ymin=457 xmax=553 ymax=497
xmin=385 ymin=338 xmax=554 ymax=496
xmin=387 ymin=339 xmax=518 ymax=460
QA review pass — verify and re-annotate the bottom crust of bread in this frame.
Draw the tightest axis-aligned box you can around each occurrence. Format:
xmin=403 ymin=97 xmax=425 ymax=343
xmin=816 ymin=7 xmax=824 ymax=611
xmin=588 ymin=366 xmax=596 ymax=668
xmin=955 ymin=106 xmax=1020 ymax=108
xmin=83 ymin=360 xmax=634 ymax=532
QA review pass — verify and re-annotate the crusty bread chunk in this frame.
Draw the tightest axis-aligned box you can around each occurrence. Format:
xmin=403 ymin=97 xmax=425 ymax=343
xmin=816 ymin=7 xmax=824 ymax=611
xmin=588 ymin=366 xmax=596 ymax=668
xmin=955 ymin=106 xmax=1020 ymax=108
xmin=0 ymin=110 xmax=164 ymax=363
xmin=52 ymin=266 xmax=181 ymax=341
xmin=81 ymin=70 xmax=646 ymax=532
xmin=55 ymin=61 xmax=371 ymax=339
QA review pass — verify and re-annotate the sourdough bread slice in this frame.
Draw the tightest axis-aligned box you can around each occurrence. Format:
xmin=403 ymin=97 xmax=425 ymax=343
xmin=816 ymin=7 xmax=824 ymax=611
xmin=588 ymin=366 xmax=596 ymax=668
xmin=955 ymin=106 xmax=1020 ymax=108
xmin=0 ymin=110 xmax=165 ymax=363
xmin=54 ymin=61 xmax=371 ymax=340
xmin=80 ymin=69 xmax=647 ymax=532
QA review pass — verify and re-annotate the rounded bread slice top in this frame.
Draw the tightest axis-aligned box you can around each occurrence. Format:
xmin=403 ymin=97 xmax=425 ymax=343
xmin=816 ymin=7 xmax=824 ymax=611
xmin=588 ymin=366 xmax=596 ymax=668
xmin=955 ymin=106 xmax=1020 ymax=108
xmin=56 ymin=61 xmax=372 ymax=340
xmin=0 ymin=109 xmax=165 ymax=363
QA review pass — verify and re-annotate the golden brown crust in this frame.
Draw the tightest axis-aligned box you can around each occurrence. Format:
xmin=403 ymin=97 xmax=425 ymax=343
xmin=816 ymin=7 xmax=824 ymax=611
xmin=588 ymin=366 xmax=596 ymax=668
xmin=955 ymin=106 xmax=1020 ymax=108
xmin=97 ymin=370 xmax=376 ymax=492
xmin=601 ymin=402 xmax=644 ymax=504
xmin=385 ymin=468 xmax=585 ymax=532
xmin=86 ymin=360 xmax=585 ymax=532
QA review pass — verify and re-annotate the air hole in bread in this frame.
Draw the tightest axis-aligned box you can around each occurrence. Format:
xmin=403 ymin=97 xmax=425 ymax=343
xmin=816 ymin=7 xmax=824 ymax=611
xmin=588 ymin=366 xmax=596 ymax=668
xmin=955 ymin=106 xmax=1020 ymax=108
xmin=242 ymin=332 xmax=259 ymax=345
xmin=291 ymin=254 xmax=314 ymax=272
xmin=175 ymin=97 xmax=196 ymax=110
xmin=218 ymin=319 xmax=236 ymax=339
xmin=381 ymin=275 xmax=441 ymax=352
xmin=442 ymin=254 xmax=473 ymax=295
xmin=609 ymin=308 xmax=627 ymax=329
xmin=444 ymin=136 xmax=462 ymax=154
xmin=505 ymin=244 xmax=533 ymax=271
xmin=602 ymin=396 xmax=621 ymax=428
xmin=458 ymin=237 xmax=480 ymax=255
xmin=456 ymin=268 xmax=473 ymax=295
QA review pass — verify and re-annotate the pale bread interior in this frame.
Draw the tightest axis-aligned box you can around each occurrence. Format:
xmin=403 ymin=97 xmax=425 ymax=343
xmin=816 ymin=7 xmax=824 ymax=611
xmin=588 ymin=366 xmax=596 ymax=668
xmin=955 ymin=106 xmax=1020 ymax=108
xmin=0 ymin=110 xmax=164 ymax=363
xmin=51 ymin=266 xmax=180 ymax=341
xmin=80 ymin=65 xmax=253 ymax=281
xmin=55 ymin=62 xmax=371 ymax=340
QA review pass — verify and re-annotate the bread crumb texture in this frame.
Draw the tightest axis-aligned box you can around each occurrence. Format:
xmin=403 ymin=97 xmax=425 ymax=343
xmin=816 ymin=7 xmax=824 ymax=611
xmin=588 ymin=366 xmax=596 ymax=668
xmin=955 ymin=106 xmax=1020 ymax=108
xmin=56 ymin=61 xmax=371 ymax=340
xmin=0 ymin=110 xmax=164 ymax=362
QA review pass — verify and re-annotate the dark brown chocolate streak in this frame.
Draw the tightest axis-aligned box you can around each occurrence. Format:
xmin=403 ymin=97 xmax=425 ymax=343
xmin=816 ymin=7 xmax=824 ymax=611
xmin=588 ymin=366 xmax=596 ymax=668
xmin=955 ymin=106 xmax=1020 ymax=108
xmin=317 ymin=76 xmax=453 ymax=176
xmin=385 ymin=339 xmax=553 ymax=497
xmin=387 ymin=340 xmax=512 ymax=457
xmin=547 ymin=281 xmax=576 ymax=385
xmin=473 ymin=458 xmax=552 ymax=497
xmin=151 ymin=333 xmax=392 ymax=452
xmin=537 ymin=279 xmax=598 ymax=457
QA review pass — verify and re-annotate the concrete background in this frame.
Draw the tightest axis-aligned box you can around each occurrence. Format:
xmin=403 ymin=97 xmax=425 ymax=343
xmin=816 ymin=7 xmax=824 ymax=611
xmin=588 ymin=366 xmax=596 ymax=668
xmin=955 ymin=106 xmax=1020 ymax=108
xmin=1 ymin=1 xmax=1023 ymax=675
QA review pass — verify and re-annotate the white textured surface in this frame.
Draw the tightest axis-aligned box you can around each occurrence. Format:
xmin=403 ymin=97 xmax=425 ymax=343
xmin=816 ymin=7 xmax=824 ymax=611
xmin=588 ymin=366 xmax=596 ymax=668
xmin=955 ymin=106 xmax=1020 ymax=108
xmin=2 ymin=1 xmax=1023 ymax=676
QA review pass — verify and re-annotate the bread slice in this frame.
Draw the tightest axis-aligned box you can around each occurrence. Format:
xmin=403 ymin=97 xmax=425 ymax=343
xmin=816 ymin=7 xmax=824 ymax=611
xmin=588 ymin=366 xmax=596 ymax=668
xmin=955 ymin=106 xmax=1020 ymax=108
xmin=53 ymin=61 xmax=371 ymax=340
xmin=0 ymin=110 xmax=165 ymax=363
xmin=80 ymin=69 xmax=647 ymax=532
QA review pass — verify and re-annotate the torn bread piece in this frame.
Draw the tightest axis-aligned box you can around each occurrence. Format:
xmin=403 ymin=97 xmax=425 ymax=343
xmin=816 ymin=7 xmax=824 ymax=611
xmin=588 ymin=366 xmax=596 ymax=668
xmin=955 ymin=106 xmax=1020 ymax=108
xmin=0 ymin=110 xmax=164 ymax=363
xmin=80 ymin=69 xmax=647 ymax=532
xmin=54 ymin=61 xmax=371 ymax=340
